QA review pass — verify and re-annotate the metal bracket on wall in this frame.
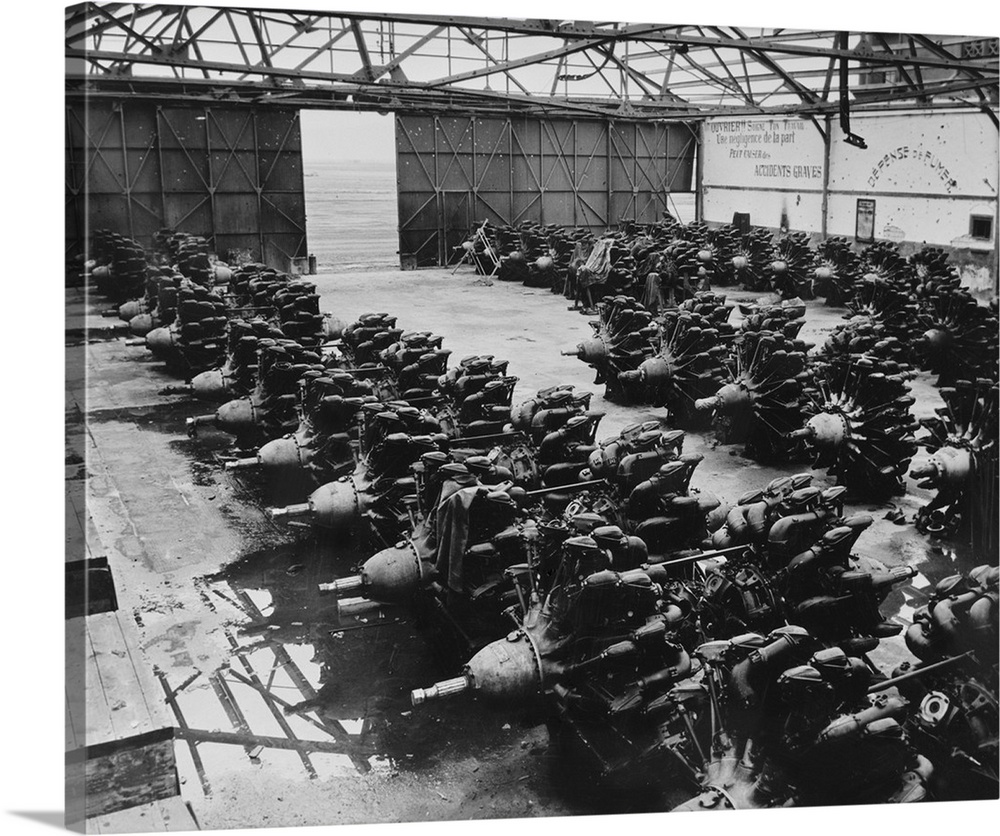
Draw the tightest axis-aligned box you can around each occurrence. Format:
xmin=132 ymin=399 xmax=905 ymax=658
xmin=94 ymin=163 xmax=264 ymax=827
xmin=838 ymin=31 xmax=867 ymax=149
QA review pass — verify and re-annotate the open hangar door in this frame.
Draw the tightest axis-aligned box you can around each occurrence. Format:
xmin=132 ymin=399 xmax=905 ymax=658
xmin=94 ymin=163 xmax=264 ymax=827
xmin=395 ymin=114 xmax=697 ymax=268
xmin=66 ymin=99 xmax=308 ymax=272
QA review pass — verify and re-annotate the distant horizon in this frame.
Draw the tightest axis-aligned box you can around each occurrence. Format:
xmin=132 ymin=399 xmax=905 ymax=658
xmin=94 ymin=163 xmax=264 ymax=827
xmin=306 ymin=157 xmax=395 ymax=164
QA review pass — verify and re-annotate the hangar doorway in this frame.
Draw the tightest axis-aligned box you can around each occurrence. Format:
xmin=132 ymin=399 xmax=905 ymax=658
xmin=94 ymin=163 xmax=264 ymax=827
xmin=300 ymin=110 xmax=398 ymax=273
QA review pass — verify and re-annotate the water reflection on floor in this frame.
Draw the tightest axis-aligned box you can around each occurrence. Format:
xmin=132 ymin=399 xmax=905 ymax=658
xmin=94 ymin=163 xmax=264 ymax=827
xmin=161 ymin=510 xmax=980 ymax=799
xmin=160 ymin=513 xmax=534 ymax=797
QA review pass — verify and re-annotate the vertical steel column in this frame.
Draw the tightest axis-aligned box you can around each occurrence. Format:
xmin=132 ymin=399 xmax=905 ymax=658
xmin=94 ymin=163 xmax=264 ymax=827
xmin=80 ymin=104 xmax=90 ymax=259
xmin=471 ymin=117 xmax=478 ymax=221
xmin=66 ymin=107 xmax=80 ymax=257
xmin=632 ymin=123 xmax=639 ymax=222
xmin=294 ymin=110 xmax=308 ymax=266
xmin=205 ymin=107 xmax=218 ymax=253
xmin=661 ymin=124 xmax=670 ymax=219
xmin=821 ymin=114 xmax=832 ymax=239
xmin=251 ymin=111 xmax=265 ymax=262
xmin=508 ymin=118 xmax=514 ymax=226
xmin=117 ymin=102 xmax=135 ymax=240
xmin=573 ymin=120 xmax=579 ymax=227
xmin=605 ymin=120 xmax=612 ymax=228
xmin=394 ymin=114 xmax=403 ymax=260
xmin=694 ymin=125 xmax=704 ymax=222
xmin=155 ymin=105 xmax=167 ymax=234
xmin=433 ymin=115 xmax=441 ymax=264
xmin=538 ymin=118 xmax=544 ymax=224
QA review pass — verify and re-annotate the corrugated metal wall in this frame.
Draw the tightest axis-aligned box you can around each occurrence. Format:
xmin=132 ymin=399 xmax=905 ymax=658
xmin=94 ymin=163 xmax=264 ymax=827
xmin=66 ymin=100 xmax=307 ymax=271
xmin=396 ymin=115 xmax=697 ymax=267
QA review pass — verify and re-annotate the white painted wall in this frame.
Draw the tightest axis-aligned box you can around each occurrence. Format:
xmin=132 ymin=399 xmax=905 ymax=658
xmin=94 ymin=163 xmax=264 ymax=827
xmin=702 ymin=116 xmax=826 ymax=231
xmin=826 ymin=111 xmax=997 ymax=249
xmin=700 ymin=109 xmax=998 ymax=293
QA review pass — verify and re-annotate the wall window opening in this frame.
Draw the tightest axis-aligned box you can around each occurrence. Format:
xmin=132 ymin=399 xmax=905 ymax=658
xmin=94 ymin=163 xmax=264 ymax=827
xmin=970 ymin=214 xmax=993 ymax=240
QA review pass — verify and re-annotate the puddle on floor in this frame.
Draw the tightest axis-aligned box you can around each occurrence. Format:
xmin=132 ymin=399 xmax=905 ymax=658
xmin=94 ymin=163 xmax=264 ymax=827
xmin=161 ymin=520 xmax=536 ymax=797
xmin=873 ymin=526 xmax=980 ymax=628
xmin=83 ymin=387 xmax=523 ymax=796
xmin=170 ymin=517 xmax=984 ymax=801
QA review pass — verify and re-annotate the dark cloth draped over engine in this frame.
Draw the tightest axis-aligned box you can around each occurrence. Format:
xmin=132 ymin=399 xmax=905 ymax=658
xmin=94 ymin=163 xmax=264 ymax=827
xmin=410 ymin=476 xmax=515 ymax=593
xmin=577 ymin=238 xmax=614 ymax=289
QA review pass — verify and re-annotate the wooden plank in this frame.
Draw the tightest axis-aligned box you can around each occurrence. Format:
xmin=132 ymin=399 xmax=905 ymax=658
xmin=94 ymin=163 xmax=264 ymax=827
xmin=66 ymin=478 xmax=88 ymax=562
xmin=66 ymin=687 xmax=82 ymax=750
xmin=87 ymin=612 xmax=158 ymax=740
xmin=89 ymin=803 xmax=167 ymax=834
xmin=83 ymin=627 xmax=117 ymax=745
xmin=86 ymin=511 xmax=103 ymax=562
xmin=67 ymin=618 xmax=89 ymax=750
xmin=67 ymin=728 xmax=180 ymax=821
xmin=89 ymin=795 xmax=198 ymax=833
xmin=113 ymin=612 xmax=174 ymax=729
xmin=155 ymin=796 xmax=200 ymax=832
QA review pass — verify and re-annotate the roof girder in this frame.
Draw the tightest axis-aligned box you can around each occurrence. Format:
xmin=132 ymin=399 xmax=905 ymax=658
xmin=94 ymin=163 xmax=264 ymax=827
xmin=66 ymin=4 xmax=999 ymax=120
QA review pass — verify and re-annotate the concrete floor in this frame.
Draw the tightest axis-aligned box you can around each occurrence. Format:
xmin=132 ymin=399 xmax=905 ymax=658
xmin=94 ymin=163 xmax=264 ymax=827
xmin=72 ymin=266 xmax=983 ymax=831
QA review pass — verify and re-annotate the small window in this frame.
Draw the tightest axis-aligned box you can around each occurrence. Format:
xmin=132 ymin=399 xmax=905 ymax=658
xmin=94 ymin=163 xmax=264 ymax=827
xmin=970 ymin=215 xmax=993 ymax=240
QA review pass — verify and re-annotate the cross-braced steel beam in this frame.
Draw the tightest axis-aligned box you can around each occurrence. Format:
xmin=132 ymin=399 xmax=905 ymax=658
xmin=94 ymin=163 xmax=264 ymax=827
xmin=66 ymin=5 xmax=999 ymax=121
